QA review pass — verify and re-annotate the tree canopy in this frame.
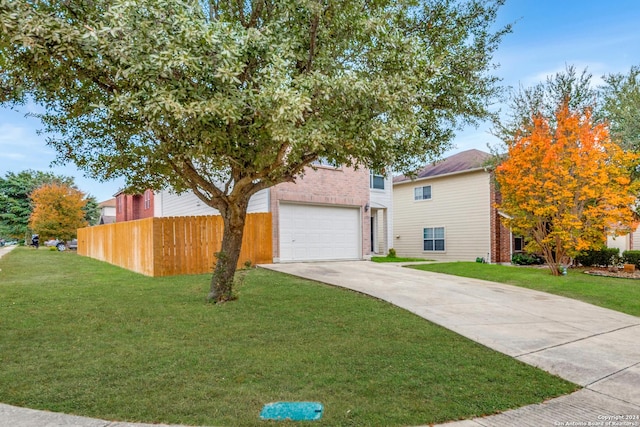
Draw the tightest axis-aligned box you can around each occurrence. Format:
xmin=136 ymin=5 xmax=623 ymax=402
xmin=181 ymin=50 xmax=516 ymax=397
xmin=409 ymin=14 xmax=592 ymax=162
xmin=599 ymin=65 xmax=640 ymax=152
xmin=0 ymin=0 xmax=509 ymax=300
xmin=493 ymin=64 xmax=640 ymax=157
xmin=29 ymin=183 xmax=89 ymax=241
xmin=492 ymin=65 xmax=597 ymax=146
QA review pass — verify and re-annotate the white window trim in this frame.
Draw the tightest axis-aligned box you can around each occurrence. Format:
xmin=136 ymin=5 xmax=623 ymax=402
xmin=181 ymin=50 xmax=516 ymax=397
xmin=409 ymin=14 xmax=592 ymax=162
xmin=423 ymin=226 xmax=445 ymax=252
xmin=144 ymin=190 xmax=151 ymax=210
xmin=414 ymin=185 xmax=432 ymax=201
xmin=370 ymin=171 xmax=385 ymax=190
xmin=312 ymin=157 xmax=341 ymax=170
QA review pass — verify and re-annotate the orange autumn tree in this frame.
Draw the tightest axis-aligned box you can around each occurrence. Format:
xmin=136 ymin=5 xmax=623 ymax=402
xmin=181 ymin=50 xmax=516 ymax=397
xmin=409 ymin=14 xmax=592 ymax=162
xmin=29 ymin=183 xmax=88 ymax=242
xmin=495 ymin=101 xmax=638 ymax=276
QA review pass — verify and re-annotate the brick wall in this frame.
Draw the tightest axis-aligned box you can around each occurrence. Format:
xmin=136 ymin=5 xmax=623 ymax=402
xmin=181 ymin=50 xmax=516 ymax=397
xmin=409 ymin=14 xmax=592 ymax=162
xmin=270 ymin=165 xmax=370 ymax=259
xmin=490 ymin=179 xmax=512 ymax=263
xmin=115 ymin=191 xmax=155 ymax=222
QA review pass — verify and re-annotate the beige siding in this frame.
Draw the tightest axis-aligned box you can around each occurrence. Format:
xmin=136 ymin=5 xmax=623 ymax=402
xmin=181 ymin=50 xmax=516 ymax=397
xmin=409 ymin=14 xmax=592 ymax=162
xmin=608 ymin=234 xmax=630 ymax=253
xmin=393 ymin=170 xmax=491 ymax=261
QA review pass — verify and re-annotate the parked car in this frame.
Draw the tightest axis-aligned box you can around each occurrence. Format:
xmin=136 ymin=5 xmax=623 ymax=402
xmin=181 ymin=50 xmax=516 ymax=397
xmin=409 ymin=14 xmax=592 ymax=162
xmin=44 ymin=239 xmax=78 ymax=251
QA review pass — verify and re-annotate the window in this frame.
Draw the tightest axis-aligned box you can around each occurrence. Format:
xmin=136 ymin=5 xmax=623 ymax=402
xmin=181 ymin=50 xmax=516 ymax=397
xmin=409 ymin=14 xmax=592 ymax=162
xmin=423 ymin=227 xmax=445 ymax=251
xmin=514 ymin=236 xmax=524 ymax=252
xmin=144 ymin=190 xmax=151 ymax=210
xmin=370 ymin=171 xmax=385 ymax=190
xmin=414 ymin=185 xmax=432 ymax=200
xmin=312 ymin=157 xmax=339 ymax=168
xmin=117 ymin=196 xmax=123 ymax=213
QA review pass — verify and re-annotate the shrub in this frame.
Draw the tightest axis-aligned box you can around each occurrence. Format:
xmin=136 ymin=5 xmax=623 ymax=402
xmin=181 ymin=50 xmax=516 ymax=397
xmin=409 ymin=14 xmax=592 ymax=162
xmin=575 ymin=248 xmax=620 ymax=267
xmin=622 ymin=250 xmax=640 ymax=268
xmin=511 ymin=252 xmax=544 ymax=265
xmin=387 ymin=248 xmax=397 ymax=258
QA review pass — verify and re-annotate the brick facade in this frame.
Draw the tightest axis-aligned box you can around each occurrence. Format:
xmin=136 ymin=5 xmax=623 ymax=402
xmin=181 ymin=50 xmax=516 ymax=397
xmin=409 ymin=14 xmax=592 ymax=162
xmin=269 ymin=165 xmax=371 ymax=260
xmin=115 ymin=190 xmax=155 ymax=222
xmin=490 ymin=177 xmax=512 ymax=263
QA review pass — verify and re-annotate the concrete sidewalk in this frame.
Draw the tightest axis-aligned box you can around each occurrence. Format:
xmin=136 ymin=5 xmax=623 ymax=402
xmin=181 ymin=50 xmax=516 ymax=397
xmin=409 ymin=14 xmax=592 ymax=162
xmin=262 ymin=261 xmax=640 ymax=427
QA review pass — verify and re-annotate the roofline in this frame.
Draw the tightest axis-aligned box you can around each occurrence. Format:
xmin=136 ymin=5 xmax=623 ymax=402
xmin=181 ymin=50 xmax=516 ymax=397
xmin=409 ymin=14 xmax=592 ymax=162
xmin=393 ymin=165 xmax=490 ymax=186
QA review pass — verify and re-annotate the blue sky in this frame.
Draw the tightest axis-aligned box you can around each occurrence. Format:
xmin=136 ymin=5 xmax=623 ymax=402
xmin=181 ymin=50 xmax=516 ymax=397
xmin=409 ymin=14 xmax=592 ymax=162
xmin=1 ymin=0 xmax=639 ymax=202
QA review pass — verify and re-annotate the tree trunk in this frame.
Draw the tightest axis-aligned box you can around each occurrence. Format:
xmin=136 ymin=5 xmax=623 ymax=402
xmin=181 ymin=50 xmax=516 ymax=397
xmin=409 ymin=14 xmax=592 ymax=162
xmin=208 ymin=198 xmax=249 ymax=303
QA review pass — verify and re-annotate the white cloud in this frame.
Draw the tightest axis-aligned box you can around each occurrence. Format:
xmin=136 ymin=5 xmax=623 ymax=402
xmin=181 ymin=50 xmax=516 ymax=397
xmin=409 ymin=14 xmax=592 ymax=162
xmin=0 ymin=151 xmax=27 ymax=161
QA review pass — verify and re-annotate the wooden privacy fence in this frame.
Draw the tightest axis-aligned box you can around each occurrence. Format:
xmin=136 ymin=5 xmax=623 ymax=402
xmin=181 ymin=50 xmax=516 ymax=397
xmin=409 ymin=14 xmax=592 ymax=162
xmin=77 ymin=213 xmax=273 ymax=277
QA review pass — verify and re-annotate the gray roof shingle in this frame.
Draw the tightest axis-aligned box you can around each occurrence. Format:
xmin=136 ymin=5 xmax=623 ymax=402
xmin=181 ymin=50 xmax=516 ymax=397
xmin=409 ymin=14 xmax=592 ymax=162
xmin=394 ymin=149 xmax=492 ymax=183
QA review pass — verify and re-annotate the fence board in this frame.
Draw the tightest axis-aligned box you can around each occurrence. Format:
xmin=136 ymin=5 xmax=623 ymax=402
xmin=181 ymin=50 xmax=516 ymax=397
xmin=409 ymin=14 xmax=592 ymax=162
xmin=77 ymin=213 xmax=273 ymax=277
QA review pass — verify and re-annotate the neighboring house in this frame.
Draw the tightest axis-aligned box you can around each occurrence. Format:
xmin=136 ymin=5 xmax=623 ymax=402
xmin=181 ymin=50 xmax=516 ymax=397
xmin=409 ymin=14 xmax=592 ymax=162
xmin=114 ymin=164 xmax=393 ymax=262
xmin=393 ymin=149 xmax=512 ymax=263
xmin=97 ymin=198 xmax=116 ymax=225
xmin=607 ymin=224 xmax=640 ymax=253
xmin=115 ymin=189 xmax=155 ymax=222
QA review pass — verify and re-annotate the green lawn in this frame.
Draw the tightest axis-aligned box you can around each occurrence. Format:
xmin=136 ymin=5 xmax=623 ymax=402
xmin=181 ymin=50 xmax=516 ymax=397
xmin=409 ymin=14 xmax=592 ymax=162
xmin=410 ymin=262 xmax=640 ymax=317
xmin=0 ymin=248 xmax=577 ymax=427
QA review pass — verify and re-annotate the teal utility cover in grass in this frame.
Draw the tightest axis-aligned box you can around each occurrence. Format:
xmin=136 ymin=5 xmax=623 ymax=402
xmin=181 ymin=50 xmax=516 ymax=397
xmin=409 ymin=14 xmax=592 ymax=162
xmin=260 ymin=401 xmax=323 ymax=421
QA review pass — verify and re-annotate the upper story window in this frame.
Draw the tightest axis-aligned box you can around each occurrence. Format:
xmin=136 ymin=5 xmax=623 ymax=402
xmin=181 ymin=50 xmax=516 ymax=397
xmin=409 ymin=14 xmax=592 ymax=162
xmin=144 ymin=190 xmax=151 ymax=210
xmin=312 ymin=157 xmax=339 ymax=168
xmin=414 ymin=185 xmax=432 ymax=201
xmin=117 ymin=195 xmax=123 ymax=213
xmin=370 ymin=171 xmax=385 ymax=190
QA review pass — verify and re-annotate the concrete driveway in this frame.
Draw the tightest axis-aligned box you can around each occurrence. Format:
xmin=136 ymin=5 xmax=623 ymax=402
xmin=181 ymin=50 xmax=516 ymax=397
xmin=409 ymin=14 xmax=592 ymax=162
xmin=262 ymin=261 xmax=640 ymax=426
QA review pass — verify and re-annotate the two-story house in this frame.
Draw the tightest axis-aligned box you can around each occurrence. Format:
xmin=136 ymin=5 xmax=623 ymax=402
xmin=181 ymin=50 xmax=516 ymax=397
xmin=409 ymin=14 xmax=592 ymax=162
xmin=392 ymin=149 xmax=512 ymax=263
xmin=97 ymin=198 xmax=117 ymax=225
xmin=115 ymin=164 xmax=393 ymax=262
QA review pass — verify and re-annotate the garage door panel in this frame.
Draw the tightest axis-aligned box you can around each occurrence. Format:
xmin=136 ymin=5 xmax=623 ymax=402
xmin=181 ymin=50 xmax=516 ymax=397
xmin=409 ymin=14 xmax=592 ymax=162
xmin=279 ymin=203 xmax=360 ymax=262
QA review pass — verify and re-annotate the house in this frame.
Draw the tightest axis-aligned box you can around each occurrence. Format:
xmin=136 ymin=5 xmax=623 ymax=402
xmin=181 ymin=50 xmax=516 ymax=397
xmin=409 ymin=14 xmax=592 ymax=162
xmin=97 ymin=198 xmax=116 ymax=225
xmin=114 ymin=163 xmax=393 ymax=262
xmin=392 ymin=149 xmax=512 ymax=263
xmin=607 ymin=225 xmax=640 ymax=254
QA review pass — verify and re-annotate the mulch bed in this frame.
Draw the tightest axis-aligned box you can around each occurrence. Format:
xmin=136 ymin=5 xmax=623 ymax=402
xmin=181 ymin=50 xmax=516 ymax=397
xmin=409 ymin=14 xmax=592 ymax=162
xmin=584 ymin=266 xmax=640 ymax=279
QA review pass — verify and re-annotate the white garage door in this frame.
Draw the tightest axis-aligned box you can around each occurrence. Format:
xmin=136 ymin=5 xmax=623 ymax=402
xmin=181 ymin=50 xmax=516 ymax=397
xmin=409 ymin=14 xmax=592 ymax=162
xmin=279 ymin=203 xmax=361 ymax=262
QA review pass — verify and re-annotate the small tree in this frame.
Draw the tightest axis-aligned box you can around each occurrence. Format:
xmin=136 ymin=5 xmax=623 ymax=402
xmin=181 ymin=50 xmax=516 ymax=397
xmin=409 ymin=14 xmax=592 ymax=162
xmin=83 ymin=196 xmax=100 ymax=226
xmin=495 ymin=101 xmax=638 ymax=275
xmin=29 ymin=183 xmax=89 ymax=242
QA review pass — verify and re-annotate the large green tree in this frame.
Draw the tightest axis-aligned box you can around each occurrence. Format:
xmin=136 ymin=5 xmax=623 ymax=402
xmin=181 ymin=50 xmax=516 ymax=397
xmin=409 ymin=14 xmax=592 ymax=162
xmin=599 ymin=65 xmax=640 ymax=152
xmin=0 ymin=170 xmax=74 ymax=240
xmin=492 ymin=65 xmax=597 ymax=145
xmin=0 ymin=0 xmax=509 ymax=301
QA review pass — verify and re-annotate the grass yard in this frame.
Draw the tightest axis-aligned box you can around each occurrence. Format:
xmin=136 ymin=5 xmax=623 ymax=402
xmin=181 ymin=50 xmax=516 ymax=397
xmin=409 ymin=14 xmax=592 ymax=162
xmin=410 ymin=262 xmax=640 ymax=317
xmin=0 ymin=248 xmax=577 ymax=427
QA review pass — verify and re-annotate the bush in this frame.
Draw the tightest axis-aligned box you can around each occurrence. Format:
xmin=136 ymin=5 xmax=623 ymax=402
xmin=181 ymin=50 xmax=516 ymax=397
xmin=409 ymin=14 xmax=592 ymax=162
xmin=622 ymin=250 xmax=640 ymax=268
xmin=387 ymin=248 xmax=397 ymax=258
xmin=511 ymin=252 xmax=544 ymax=265
xmin=575 ymin=248 xmax=620 ymax=267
